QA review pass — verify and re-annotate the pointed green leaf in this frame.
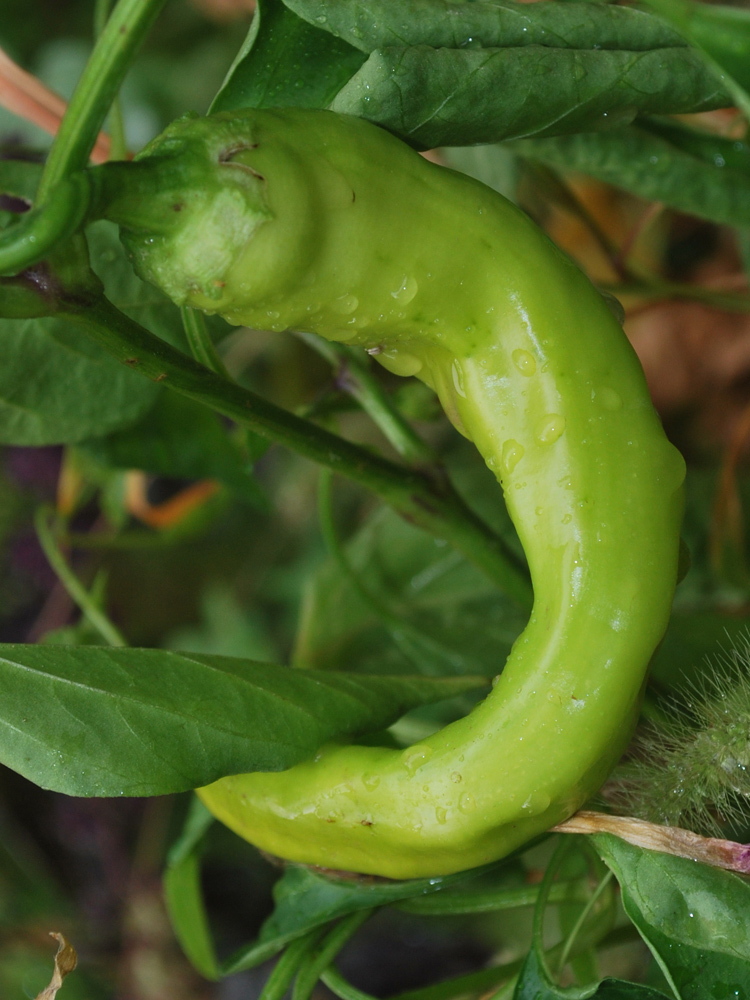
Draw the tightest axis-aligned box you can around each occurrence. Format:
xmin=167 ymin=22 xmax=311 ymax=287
xmin=509 ymin=122 xmax=750 ymax=227
xmin=0 ymin=643 xmax=487 ymax=797
xmin=330 ymin=44 xmax=728 ymax=149
xmin=594 ymin=834 xmax=750 ymax=999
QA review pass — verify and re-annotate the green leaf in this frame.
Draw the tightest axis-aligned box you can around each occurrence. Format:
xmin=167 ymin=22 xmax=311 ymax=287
xmin=0 ymin=643 xmax=488 ymax=797
xmin=223 ymin=857 xmax=505 ymax=974
xmin=330 ymin=44 xmax=728 ymax=149
xmin=286 ymin=0 xmax=687 ymax=53
xmin=210 ymin=0 xmax=365 ymax=113
xmin=514 ymin=947 xmax=668 ymax=999
xmin=644 ymin=0 xmax=750 ymax=117
xmin=594 ymin=833 xmax=750 ymax=999
xmin=508 ymin=122 xmax=750 ymax=228
xmin=295 ymin=504 xmax=526 ymax=685
xmin=81 ymin=391 xmax=267 ymax=506
xmin=163 ymin=849 xmax=220 ymax=980
xmin=0 ymin=218 xmax=189 ymax=446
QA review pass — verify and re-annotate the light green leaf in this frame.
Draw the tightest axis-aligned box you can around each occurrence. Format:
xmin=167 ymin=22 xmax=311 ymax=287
xmin=595 ymin=833 xmax=750 ymax=999
xmin=0 ymin=643 xmax=487 ymax=797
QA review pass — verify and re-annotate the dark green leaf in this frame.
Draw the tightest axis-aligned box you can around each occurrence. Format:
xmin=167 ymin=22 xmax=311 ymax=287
xmin=514 ymin=947 xmax=668 ymax=999
xmin=0 ymin=218 xmax=190 ymax=445
xmin=286 ymin=0 xmax=686 ymax=53
xmin=223 ymin=858 xmax=504 ymax=974
xmin=595 ymin=833 xmax=750 ymax=999
xmin=81 ymin=391 xmax=267 ymax=506
xmin=330 ymin=45 xmax=728 ymax=149
xmin=644 ymin=0 xmax=750 ymax=112
xmin=210 ymin=0 xmax=365 ymax=113
xmin=0 ymin=643 xmax=488 ymax=797
xmin=509 ymin=122 xmax=750 ymax=228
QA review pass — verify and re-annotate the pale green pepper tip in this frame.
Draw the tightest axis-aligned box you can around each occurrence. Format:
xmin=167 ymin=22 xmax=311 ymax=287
xmin=106 ymin=108 xmax=684 ymax=879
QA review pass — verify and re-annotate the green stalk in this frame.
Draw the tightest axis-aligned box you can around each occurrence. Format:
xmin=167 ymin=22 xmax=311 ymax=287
xmin=61 ymin=295 xmax=533 ymax=606
xmin=293 ymin=910 xmax=374 ymax=1000
xmin=37 ymin=0 xmax=167 ymax=201
xmin=296 ymin=331 xmax=438 ymax=465
xmin=94 ymin=0 xmax=129 ymax=162
xmin=34 ymin=505 xmax=127 ymax=647
xmin=258 ymin=931 xmax=325 ymax=1000
xmin=181 ymin=306 xmax=232 ymax=379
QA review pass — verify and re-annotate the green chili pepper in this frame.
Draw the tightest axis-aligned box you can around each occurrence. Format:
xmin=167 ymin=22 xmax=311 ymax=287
xmin=102 ymin=110 xmax=688 ymax=876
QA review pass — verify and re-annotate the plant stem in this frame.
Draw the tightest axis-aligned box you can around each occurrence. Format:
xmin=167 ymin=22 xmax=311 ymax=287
xmin=296 ymin=331 xmax=439 ymax=465
xmin=34 ymin=505 xmax=127 ymax=647
xmin=259 ymin=930 xmax=325 ymax=1000
xmin=603 ymin=278 xmax=750 ymax=313
xmin=293 ymin=910 xmax=374 ymax=1000
xmin=181 ymin=306 xmax=232 ymax=379
xmin=94 ymin=0 xmax=129 ymax=162
xmin=396 ymin=878 xmax=589 ymax=916
xmin=37 ymin=0 xmax=166 ymax=201
xmin=62 ymin=295 xmax=533 ymax=606
xmin=556 ymin=870 xmax=614 ymax=974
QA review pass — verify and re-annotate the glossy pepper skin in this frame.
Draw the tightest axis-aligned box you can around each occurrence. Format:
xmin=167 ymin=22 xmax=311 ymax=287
xmin=113 ymin=108 xmax=685 ymax=879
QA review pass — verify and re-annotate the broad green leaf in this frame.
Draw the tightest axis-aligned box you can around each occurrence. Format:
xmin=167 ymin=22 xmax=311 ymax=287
xmin=223 ymin=857 xmax=505 ymax=974
xmin=81 ymin=391 xmax=267 ymax=506
xmin=210 ymin=0 xmax=365 ymax=113
xmin=0 ymin=643 xmax=488 ymax=797
xmin=644 ymin=0 xmax=750 ymax=117
xmin=508 ymin=123 xmax=750 ymax=228
xmin=286 ymin=0 xmax=686 ymax=53
xmin=0 ymin=218 xmax=188 ymax=446
xmin=330 ymin=45 xmax=728 ymax=149
xmin=514 ymin=947 xmax=668 ymax=999
xmin=594 ymin=834 xmax=750 ymax=999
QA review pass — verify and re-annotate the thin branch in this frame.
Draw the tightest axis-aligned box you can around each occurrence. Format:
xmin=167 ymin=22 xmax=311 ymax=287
xmin=62 ymin=295 xmax=533 ymax=606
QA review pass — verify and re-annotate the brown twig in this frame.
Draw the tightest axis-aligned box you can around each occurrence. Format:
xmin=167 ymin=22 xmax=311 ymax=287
xmin=554 ymin=810 xmax=750 ymax=874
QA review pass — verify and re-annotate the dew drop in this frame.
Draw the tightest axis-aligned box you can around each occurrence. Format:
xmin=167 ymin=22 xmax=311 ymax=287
xmin=435 ymin=806 xmax=448 ymax=824
xmin=459 ymin=792 xmax=476 ymax=813
xmin=597 ymin=387 xmax=622 ymax=411
xmin=379 ymin=349 xmax=423 ymax=377
xmin=512 ymin=348 xmax=537 ymax=376
xmin=362 ymin=773 xmax=380 ymax=791
xmin=391 ymin=275 xmax=418 ymax=304
xmin=403 ymin=744 xmax=433 ymax=772
xmin=333 ymin=293 xmax=359 ymax=315
xmin=561 ymin=513 xmax=572 ymax=525
xmin=535 ymin=414 xmax=566 ymax=446
xmin=501 ymin=439 xmax=524 ymax=475
xmin=450 ymin=772 xmax=462 ymax=783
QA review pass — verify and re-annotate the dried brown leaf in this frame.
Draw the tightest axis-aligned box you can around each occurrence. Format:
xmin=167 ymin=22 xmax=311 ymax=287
xmin=34 ymin=933 xmax=78 ymax=1000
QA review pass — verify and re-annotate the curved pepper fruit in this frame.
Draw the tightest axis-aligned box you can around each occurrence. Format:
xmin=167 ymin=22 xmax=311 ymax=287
xmin=102 ymin=108 xmax=684 ymax=878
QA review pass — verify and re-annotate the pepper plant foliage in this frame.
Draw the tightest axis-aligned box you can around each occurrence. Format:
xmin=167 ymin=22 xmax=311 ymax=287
xmin=1 ymin=0 xmax=750 ymax=996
